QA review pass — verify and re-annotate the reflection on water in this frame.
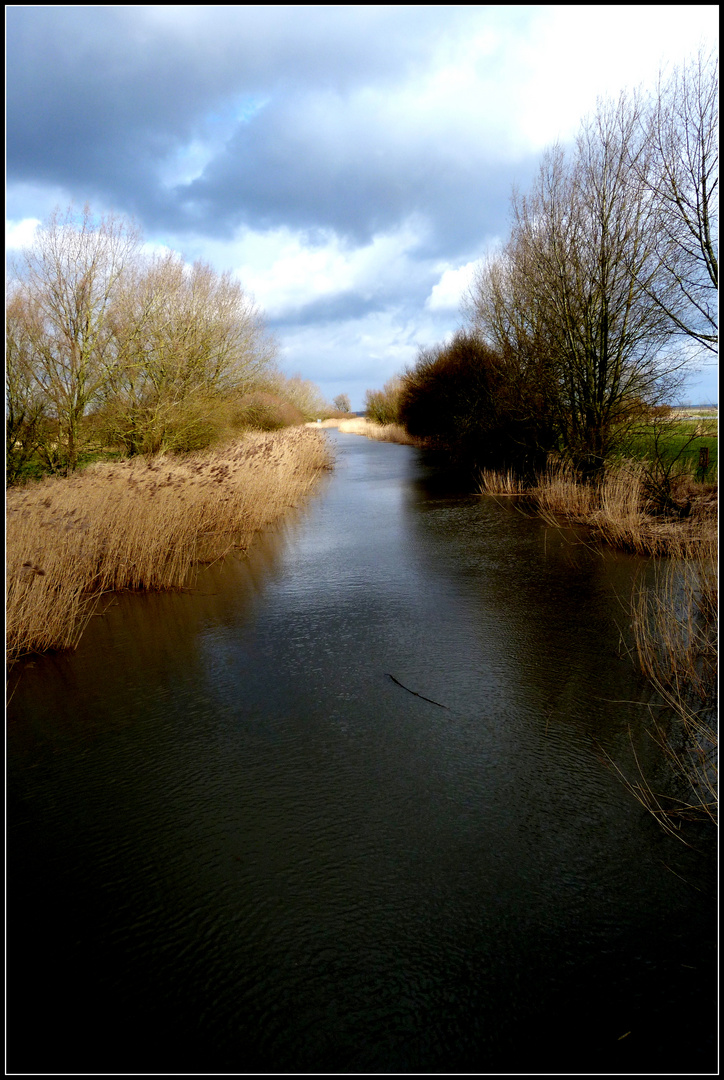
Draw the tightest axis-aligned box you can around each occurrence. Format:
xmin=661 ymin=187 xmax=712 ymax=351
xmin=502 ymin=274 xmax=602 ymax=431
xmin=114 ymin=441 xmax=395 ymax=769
xmin=7 ymin=431 xmax=716 ymax=1074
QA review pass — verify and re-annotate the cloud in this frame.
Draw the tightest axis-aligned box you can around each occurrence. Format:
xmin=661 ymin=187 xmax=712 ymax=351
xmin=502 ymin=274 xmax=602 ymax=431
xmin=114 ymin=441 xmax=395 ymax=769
xmin=10 ymin=6 xmax=715 ymax=250
xmin=6 ymin=217 xmax=41 ymax=250
xmin=7 ymin=5 xmax=718 ymax=409
xmin=228 ymin=219 xmax=435 ymax=317
xmin=426 ymin=262 xmax=479 ymax=313
xmin=4 ymin=6 xmax=544 ymax=247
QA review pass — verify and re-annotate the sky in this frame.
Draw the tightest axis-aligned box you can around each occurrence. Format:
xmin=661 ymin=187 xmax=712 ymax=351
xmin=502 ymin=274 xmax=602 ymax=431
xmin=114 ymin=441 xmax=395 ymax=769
xmin=6 ymin=5 xmax=719 ymax=409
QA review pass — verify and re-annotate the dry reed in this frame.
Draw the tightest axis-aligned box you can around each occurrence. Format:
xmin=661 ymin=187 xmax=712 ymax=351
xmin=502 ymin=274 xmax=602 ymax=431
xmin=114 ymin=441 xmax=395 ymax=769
xmin=310 ymin=417 xmax=419 ymax=445
xmin=7 ymin=427 xmax=332 ymax=663
xmin=481 ymin=456 xmax=718 ymax=828
xmin=478 ymin=469 xmax=528 ymax=496
xmin=627 ymin=537 xmax=718 ymax=827
xmin=481 ymin=457 xmax=717 ymax=558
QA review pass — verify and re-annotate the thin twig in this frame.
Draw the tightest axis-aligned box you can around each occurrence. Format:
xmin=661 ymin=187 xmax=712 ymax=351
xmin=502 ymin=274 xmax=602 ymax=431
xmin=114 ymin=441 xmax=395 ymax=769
xmin=386 ymin=673 xmax=449 ymax=709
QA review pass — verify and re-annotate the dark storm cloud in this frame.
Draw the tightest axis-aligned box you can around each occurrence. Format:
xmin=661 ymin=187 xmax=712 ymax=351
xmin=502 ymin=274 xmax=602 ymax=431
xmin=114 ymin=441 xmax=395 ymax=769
xmin=182 ymin=91 xmax=536 ymax=253
xmin=268 ymin=292 xmax=385 ymax=330
xmin=7 ymin=6 xmax=718 ymax=408
xmin=6 ymin=5 xmax=526 ymax=255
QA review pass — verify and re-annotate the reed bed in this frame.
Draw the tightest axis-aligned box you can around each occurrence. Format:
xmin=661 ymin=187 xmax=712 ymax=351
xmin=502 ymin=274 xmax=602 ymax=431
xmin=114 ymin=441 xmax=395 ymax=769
xmin=477 ymin=469 xmax=528 ymax=496
xmin=481 ymin=456 xmax=717 ymax=828
xmin=627 ymin=537 xmax=718 ymax=829
xmin=532 ymin=460 xmax=682 ymax=555
xmin=310 ymin=417 xmax=419 ymax=445
xmin=480 ymin=457 xmax=717 ymax=557
xmin=7 ymin=427 xmax=332 ymax=663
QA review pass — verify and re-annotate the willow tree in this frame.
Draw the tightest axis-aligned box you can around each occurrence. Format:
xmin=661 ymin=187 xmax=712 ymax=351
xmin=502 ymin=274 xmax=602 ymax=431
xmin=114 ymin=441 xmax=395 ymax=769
xmin=103 ymin=253 xmax=276 ymax=454
xmin=12 ymin=205 xmax=141 ymax=471
xmin=641 ymin=49 xmax=718 ymax=353
xmin=472 ymin=92 xmax=686 ymax=478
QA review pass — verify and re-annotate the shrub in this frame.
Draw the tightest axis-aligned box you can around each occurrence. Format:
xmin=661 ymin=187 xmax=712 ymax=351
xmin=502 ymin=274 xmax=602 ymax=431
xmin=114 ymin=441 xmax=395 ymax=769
xmin=365 ymin=376 xmax=404 ymax=425
xmin=398 ymin=331 xmax=557 ymax=474
xmin=234 ymin=392 xmax=306 ymax=431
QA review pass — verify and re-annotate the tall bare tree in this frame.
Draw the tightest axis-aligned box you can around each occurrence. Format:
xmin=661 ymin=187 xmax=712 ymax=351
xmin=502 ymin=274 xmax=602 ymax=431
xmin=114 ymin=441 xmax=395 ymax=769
xmin=103 ymin=253 xmax=276 ymax=453
xmin=12 ymin=205 xmax=141 ymax=470
xmin=471 ymin=92 xmax=687 ymax=477
xmin=5 ymin=286 xmax=49 ymax=481
xmin=640 ymin=50 xmax=718 ymax=353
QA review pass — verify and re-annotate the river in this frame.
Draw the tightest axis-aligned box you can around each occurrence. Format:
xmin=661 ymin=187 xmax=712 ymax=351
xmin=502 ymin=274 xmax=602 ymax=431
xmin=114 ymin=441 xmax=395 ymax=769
xmin=6 ymin=430 xmax=717 ymax=1073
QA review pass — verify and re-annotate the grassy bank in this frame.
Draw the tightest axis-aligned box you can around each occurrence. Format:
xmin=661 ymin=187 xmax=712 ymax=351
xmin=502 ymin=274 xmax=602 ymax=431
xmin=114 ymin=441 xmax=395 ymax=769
xmin=309 ymin=417 xmax=420 ymax=445
xmin=7 ymin=427 xmax=332 ymax=664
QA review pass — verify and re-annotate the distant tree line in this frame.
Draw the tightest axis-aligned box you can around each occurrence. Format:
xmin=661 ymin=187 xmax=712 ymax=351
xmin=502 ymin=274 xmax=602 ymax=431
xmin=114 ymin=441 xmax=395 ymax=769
xmin=366 ymin=50 xmax=718 ymax=478
xmin=6 ymin=206 xmax=333 ymax=484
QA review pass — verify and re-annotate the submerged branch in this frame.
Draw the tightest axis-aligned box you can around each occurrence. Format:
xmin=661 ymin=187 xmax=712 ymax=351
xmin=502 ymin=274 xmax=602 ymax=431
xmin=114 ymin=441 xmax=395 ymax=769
xmin=386 ymin=673 xmax=449 ymax=709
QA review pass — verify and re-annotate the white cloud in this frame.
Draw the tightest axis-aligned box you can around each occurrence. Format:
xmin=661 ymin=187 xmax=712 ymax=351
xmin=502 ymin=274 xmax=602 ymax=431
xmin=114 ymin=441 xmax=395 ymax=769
xmin=228 ymin=218 xmax=428 ymax=315
xmin=509 ymin=6 xmax=719 ymax=152
xmin=426 ymin=262 xmax=478 ymax=312
xmin=5 ymin=217 xmax=41 ymax=249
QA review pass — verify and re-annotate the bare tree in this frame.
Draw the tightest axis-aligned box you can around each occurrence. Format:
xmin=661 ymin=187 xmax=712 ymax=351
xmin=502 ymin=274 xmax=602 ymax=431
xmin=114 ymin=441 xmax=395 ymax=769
xmin=270 ymin=372 xmax=329 ymax=421
xmin=480 ymin=93 xmax=687 ymax=477
xmin=5 ymin=286 xmax=49 ymax=481
xmin=466 ymin=244 xmax=557 ymax=424
xmin=12 ymin=205 xmax=141 ymax=470
xmin=8 ymin=207 xmax=280 ymax=466
xmin=364 ymin=375 xmax=404 ymax=425
xmin=640 ymin=49 xmax=718 ymax=353
xmin=101 ymin=253 xmax=277 ymax=454
xmin=333 ymin=392 xmax=351 ymax=413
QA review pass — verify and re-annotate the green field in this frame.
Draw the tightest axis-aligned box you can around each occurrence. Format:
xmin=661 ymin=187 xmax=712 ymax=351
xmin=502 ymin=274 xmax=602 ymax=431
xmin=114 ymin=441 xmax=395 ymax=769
xmin=619 ymin=416 xmax=718 ymax=480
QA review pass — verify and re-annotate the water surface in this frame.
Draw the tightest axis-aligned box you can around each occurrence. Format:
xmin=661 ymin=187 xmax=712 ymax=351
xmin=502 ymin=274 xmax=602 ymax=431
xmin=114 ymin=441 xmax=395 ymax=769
xmin=7 ymin=431 xmax=717 ymax=1073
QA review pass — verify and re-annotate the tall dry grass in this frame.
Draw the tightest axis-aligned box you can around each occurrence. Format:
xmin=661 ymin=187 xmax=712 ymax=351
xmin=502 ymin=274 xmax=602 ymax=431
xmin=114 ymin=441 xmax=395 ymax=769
xmin=481 ymin=457 xmax=717 ymax=557
xmin=481 ymin=456 xmax=718 ymax=829
xmin=310 ymin=417 xmax=420 ymax=445
xmin=531 ymin=459 xmax=682 ymax=554
xmin=477 ymin=469 xmax=528 ymax=496
xmin=626 ymin=535 xmax=718 ymax=829
xmin=7 ymin=427 xmax=332 ymax=663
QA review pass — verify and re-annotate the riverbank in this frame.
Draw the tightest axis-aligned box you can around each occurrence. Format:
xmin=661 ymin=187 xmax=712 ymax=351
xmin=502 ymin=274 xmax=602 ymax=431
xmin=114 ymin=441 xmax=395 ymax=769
xmin=479 ymin=458 xmax=717 ymax=827
xmin=309 ymin=417 xmax=420 ymax=445
xmin=6 ymin=426 xmax=332 ymax=664
xmin=479 ymin=458 xmax=717 ymax=557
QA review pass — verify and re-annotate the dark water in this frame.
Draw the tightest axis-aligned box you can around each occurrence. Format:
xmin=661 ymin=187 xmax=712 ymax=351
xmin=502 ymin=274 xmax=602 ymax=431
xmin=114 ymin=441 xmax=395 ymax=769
xmin=7 ymin=432 xmax=717 ymax=1074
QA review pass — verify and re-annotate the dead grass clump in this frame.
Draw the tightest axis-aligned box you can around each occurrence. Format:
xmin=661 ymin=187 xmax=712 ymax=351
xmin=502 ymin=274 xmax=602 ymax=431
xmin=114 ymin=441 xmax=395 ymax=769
xmin=590 ymin=461 xmax=673 ymax=555
xmin=510 ymin=458 xmax=718 ymax=558
xmin=7 ymin=427 xmax=332 ymax=663
xmin=336 ymin=417 xmax=419 ymax=445
xmin=477 ymin=469 xmax=528 ymax=496
xmin=626 ymin=538 xmax=718 ymax=828
xmin=530 ymin=460 xmax=602 ymax=522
